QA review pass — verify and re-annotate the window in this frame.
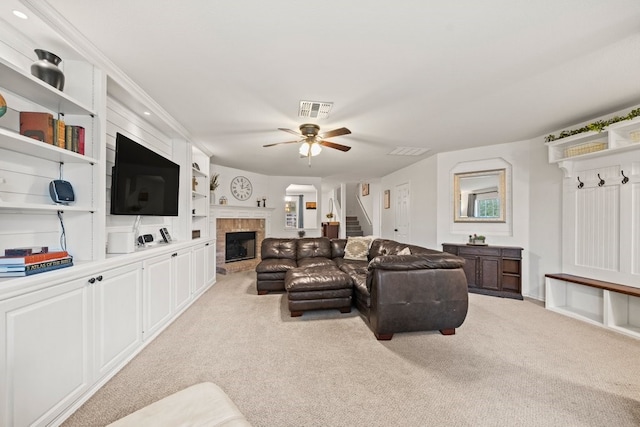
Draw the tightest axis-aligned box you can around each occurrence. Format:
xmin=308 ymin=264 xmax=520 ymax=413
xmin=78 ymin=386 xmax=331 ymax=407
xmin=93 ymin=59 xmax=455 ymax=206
xmin=476 ymin=198 xmax=500 ymax=218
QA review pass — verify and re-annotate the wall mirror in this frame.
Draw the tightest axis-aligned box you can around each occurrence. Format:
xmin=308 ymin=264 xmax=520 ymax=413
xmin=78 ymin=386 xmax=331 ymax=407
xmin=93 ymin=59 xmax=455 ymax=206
xmin=285 ymin=184 xmax=318 ymax=229
xmin=454 ymin=169 xmax=506 ymax=222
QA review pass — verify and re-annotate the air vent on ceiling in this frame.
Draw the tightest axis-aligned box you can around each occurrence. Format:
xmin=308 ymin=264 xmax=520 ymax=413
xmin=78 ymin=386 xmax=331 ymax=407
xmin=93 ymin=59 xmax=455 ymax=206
xmin=299 ymin=101 xmax=333 ymax=119
xmin=387 ymin=147 xmax=430 ymax=156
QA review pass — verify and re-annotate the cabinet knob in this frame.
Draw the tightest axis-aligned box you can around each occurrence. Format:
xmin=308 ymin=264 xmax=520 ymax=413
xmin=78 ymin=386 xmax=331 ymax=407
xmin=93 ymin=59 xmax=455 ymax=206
xmin=88 ymin=277 xmax=96 ymax=284
xmin=172 ymin=253 xmax=178 ymax=257
xmin=96 ymin=275 xmax=103 ymax=281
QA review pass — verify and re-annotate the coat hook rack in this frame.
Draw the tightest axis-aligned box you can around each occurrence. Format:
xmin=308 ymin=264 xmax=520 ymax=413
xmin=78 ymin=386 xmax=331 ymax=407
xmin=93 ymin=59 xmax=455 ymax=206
xmin=597 ymin=174 xmax=605 ymax=187
xmin=577 ymin=176 xmax=584 ymax=189
xmin=621 ymin=170 xmax=629 ymax=184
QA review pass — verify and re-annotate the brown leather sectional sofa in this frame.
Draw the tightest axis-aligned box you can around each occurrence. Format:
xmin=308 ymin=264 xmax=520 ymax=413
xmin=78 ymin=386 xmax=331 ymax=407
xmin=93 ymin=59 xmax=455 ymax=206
xmin=255 ymin=237 xmax=469 ymax=340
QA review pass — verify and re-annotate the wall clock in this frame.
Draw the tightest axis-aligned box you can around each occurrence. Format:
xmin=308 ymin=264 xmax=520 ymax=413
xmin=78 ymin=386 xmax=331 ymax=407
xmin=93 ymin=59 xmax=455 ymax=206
xmin=230 ymin=176 xmax=253 ymax=201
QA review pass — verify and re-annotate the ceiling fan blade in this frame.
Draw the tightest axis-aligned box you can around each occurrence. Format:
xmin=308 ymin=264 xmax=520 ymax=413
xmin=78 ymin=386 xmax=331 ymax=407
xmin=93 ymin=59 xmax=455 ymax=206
xmin=263 ymin=140 xmax=301 ymax=148
xmin=319 ymin=140 xmax=351 ymax=152
xmin=278 ymin=128 xmax=302 ymax=137
xmin=320 ymin=127 xmax=351 ymax=139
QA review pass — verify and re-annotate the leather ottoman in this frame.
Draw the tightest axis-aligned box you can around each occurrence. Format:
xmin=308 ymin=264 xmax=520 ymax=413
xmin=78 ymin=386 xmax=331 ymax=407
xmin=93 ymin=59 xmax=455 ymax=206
xmin=284 ymin=266 xmax=353 ymax=317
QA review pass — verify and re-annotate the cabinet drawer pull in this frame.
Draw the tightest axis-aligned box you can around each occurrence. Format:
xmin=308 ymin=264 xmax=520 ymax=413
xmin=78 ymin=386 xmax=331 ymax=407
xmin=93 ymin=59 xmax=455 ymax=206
xmin=96 ymin=275 xmax=103 ymax=281
xmin=88 ymin=277 xmax=96 ymax=284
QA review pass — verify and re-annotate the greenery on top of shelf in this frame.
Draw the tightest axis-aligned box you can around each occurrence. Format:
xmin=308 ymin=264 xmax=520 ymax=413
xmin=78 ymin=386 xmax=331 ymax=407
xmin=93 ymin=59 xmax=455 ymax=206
xmin=545 ymin=108 xmax=640 ymax=143
xmin=210 ymin=173 xmax=219 ymax=191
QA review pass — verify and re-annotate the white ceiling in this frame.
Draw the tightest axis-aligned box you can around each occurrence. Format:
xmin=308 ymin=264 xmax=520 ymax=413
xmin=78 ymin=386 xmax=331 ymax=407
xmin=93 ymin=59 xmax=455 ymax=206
xmin=9 ymin=1 xmax=640 ymax=183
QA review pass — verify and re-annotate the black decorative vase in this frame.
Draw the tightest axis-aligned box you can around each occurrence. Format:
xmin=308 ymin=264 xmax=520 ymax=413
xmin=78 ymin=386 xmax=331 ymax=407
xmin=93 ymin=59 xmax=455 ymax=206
xmin=31 ymin=49 xmax=65 ymax=91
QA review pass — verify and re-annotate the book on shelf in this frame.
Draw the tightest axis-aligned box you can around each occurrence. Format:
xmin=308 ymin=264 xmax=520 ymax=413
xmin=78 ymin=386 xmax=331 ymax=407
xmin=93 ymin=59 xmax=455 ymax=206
xmin=20 ymin=112 xmax=53 ymax=144
xmin=65 ymin=124 xmax=73 ymax=150
xmin=77 ymin=126 xmax=85 ymax=154
xmin=4 ymin=246 xmax=49 ymax=256
xmin=0 ymin=250 xmax=69 ymax=265
xmin=53 ymin=118 xmax=66 ymax=148
xmin=0 ymin=257 xmax=73 ymax=277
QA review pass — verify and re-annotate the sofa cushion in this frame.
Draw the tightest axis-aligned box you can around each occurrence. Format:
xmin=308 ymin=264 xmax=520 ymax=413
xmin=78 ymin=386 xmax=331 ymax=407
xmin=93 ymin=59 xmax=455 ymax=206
xmin=297 ymin=257 xmax=335 ymax=269
xmin=261 ymin=238 xmax=297 ymax=260
xmin=296 ymin=237 xmax=332 ymax=259
xmin=344 ymin=236 xmax=373 ymax=261
xmin=336 ymin=259 xmax=368 ymax=276
xmin=330 ymin=239 xmax=347 ymax=259
xmin=368 ymin=253 xmax=465 ymax=270
xmin=106 ymin=382 xmax=251 ymax=427
xmin=369 ymin=239 xmax=441 ymax=258
xmin=255 ymin=258 xmax=297 ymax=273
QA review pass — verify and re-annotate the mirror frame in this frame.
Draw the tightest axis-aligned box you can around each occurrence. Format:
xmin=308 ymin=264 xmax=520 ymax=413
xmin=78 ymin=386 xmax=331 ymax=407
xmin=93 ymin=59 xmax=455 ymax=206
xmin=285 ymin=184 xmax=319 ymax=229
xmin=453 ymin=169 xmax=506 ymax=223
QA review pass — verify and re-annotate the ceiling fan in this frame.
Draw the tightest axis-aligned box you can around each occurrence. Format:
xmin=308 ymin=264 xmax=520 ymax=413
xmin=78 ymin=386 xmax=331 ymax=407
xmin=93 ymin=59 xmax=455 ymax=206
xmin=263 ymin=124 xmax=351 ymax=166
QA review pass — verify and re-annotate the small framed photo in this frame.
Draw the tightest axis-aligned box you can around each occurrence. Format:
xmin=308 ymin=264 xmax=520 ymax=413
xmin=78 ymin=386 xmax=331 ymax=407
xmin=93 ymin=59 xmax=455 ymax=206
xmin=305 ymin=202 xmax=317 ymax=210
xmin=362 ymin=183 xmax=369 ymax=196
xmin=384 ymin=190 xmax=390 ymax=209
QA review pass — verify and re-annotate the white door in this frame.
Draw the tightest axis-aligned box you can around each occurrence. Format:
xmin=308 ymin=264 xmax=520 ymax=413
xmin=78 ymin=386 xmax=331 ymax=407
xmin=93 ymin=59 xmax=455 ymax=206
xmin=192 ymin=243 xmax=207 ymax=295
xmin=173 ymin=249 xmax=193 ymax=312
xmin=0 ymin=278 xmax=91 ymax=427
xmin=205 ymin=241 xmax=217 ymax=286
xmin=143 ymin=254 xmax=173 ymax=339
xmin=394 ymin=182 xmax=410 ymax=241
xmin=93 ymin=263 xmax=142 ymax=379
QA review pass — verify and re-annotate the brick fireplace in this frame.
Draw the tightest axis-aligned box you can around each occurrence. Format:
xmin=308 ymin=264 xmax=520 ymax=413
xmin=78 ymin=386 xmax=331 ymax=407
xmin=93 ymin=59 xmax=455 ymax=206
xmin=216 ymin=218 xmax=265 ymax=274
xmin=212 ymin=205 xmax=273 ymax=274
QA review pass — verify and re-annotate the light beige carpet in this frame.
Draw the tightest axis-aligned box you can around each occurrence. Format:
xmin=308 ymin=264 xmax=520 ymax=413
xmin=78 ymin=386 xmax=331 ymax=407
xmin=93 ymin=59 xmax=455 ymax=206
xmin=63 ymin=271 xmax=640 ymax=426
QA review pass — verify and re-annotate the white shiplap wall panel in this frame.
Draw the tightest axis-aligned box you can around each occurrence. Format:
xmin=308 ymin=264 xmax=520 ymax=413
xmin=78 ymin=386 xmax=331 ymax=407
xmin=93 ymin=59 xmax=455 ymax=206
xmin=104 ymin=97 xmax=174 ymax=237
xmin=575 ymin=180 xmax=620 ymax=271
xmin=633 ymin=182 xmax=640 ymax=275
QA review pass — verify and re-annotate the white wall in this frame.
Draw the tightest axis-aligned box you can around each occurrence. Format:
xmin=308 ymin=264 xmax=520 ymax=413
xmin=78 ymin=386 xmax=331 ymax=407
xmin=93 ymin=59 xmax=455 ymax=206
xmin=380 ymin=139 xmax=562 ymax=300
xmin=527 ymin=137 xmax=563 ymax=299
xmin=381 ymin=155 xmax=438 ymax=247
xmin=210 ymin=163 xmax=323 ymax=237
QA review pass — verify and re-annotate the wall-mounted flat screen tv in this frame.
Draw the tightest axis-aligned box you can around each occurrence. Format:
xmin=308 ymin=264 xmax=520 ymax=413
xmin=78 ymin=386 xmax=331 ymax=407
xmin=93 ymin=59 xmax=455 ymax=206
xmin=110 ymin=132 xmax=180 ymax=216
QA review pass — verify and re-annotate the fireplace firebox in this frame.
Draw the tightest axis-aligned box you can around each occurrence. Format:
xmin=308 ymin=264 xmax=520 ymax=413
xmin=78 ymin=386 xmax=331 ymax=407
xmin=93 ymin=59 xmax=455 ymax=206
xmin=225 ymin=231 xmax=256 ymax=262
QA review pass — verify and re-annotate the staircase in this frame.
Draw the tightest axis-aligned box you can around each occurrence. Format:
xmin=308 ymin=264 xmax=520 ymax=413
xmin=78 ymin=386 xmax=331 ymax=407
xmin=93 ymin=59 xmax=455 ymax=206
xmin=345 ymin=216 xmax=363 ymax=237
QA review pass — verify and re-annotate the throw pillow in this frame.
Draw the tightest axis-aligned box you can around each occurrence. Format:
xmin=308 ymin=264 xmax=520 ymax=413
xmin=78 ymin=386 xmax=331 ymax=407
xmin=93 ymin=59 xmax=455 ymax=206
xmin=397 ymin=247 xmax=411 ymax=255
xmin=344 ymin=236 xmax=373 ymax=261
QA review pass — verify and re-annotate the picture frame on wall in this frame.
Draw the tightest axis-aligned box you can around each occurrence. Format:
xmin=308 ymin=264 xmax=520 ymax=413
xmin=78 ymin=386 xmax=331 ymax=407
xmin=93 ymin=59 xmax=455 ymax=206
xmin=362 ymin=183 xmax=369 ymax=196
xmin=384 ymin=189 xmax=390 ymax=209
xmin=305 ymin=202 xmax=317 ymax=209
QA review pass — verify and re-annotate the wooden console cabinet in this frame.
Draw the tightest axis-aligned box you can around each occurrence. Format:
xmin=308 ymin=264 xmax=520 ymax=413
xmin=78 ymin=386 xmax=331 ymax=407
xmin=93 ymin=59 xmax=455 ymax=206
xmin=322 ymin=222 xmax=340 ymax=239
xmin=442 ymin=244 xmax=523 ymax=299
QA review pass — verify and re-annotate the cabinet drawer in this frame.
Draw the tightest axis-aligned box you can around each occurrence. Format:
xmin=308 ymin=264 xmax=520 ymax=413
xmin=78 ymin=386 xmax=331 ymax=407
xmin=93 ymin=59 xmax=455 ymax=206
xmin=458 ymin=246 xmax=501 ymax=257
xmin=502 ymin=248 xmax=522 ymax=258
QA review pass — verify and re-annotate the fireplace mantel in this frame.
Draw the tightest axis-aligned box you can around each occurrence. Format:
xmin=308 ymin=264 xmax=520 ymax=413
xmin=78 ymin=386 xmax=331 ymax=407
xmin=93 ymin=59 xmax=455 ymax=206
xmin=211 ymin=205 xmax=274 ymax=219
xmin=212 ymin=206 xmax=274 ymax=274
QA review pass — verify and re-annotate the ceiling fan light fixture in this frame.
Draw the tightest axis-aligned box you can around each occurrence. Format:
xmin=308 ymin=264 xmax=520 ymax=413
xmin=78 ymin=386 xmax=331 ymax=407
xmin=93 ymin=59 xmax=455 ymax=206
xmin=299 ymin=141 xmax=322 ymax=156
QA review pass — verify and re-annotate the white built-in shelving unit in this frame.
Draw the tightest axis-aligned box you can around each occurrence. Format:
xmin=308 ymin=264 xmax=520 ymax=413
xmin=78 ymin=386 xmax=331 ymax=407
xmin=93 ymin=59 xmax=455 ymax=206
xmin=546 ymin=116 xmax=640 ymax=176
xmin=545 ymin=109 xmax=640 ymax=340
xmin=0 ymin=5 xmax=215 ymax=426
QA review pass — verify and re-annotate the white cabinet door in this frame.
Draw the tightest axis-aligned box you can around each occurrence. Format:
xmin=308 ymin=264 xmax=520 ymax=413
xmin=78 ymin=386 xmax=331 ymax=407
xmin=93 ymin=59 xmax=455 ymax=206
xmin=173 ymin=249 xmax=192 ymax=313
xmin=0 ymin=278 xmax=91 ymax=427
xmin=193 ymin=243 xmax=207 ymax=295
xmin=92 ymin=263 xmax=142 ymax=380
xmin=205 ymin=240 xmax=217 ymax=287
xmin=143 ymin=255 xmax=173 ymax=339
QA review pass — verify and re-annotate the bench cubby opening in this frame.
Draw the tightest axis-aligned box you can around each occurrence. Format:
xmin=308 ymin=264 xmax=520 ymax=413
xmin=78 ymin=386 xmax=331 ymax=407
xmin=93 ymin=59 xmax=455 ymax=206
xmin=545 ymin=273 xmax=640 ymax=339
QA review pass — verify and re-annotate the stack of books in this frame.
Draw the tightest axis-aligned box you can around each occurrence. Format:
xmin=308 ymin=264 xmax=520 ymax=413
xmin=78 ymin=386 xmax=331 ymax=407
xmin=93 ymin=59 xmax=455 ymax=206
xmin=19 ymin=112 xmax=85 ymax=155
xmin=0 ymin=247 xmax=73 ymax=277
